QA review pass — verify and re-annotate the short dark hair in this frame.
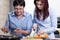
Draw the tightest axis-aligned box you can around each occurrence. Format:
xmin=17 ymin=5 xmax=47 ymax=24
xmin=13 ymin=0 xmax=25 ymax=7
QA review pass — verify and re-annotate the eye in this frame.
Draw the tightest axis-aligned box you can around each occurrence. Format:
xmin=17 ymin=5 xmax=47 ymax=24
xmin=37 ymin=4 xmax=43 ymax=6
xmin=40 ymin=4 xmax=43 ymax=6
xmin=41 ymin=0 xmax=45 ymax=3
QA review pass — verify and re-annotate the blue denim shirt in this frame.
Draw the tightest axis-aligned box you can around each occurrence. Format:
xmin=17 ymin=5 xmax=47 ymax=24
xmin=5 ymin=11 xmax=32 ymax=37
xmin=33 ymin=8 xmax=57 ymax=35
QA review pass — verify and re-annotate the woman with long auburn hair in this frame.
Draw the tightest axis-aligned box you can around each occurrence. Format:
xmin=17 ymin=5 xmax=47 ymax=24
xmin=32 ymin=0 xmax=57 ymax=39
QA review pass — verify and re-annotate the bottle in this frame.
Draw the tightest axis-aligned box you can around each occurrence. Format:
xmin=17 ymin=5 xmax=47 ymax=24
xmin=30 ymin=29 xmax=36 ymax=37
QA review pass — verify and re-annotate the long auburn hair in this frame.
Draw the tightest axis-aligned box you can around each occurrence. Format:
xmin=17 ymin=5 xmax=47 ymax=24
xmin=34 ymin=0 xmax=49 ymax=20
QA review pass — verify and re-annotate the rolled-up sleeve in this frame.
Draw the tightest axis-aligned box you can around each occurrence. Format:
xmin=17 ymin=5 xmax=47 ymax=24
xmin=44 ymin=8 xmax=57 ymax=34
xmin=27 ymin=15 xmax=32 ymax=35
xmin=32 ymin=14 xmax=36 ymax=24
xmin=33 ymin=18 xmax=36 ymax=24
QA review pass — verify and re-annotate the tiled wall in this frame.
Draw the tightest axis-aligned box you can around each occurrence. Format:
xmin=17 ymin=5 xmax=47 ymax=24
xmin=0 ymin=0 xmax=10 ymax=35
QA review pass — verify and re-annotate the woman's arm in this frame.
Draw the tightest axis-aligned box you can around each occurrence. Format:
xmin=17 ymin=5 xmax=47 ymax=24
xmin=22 ymin=15 xmax=32 ymax=35
xmin=1 ymin=14 xmax=10 ymax=33
xmin=43 ymin=8 xmax=57 ymax=34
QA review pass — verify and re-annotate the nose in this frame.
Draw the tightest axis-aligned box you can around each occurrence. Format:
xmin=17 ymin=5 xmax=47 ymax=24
xmin=17 ymin=9 xmax=20 ymax=12
xmin=17 ymin=9 xmax=21 ymax=12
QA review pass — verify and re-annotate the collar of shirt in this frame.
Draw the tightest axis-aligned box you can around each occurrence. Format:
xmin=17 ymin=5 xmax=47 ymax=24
xmin=11 ymin=11 xmax=26 ymax=17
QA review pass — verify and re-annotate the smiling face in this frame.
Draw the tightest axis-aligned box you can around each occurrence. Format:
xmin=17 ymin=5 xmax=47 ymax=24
xmin=14 ymin=5 xmax=24 ymax=16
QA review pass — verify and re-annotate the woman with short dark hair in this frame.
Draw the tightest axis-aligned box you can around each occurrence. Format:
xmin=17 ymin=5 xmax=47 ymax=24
xmin=1 ymin=0 xmax=32 ymax=39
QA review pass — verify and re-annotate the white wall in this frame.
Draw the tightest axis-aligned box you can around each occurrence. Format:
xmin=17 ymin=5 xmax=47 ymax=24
xmin=48 ymin=0 xmax=60 ymax=17
xmin=25 ymin=0 xmax=60 ymax=17
xmin=24 ymin=0 xmax=35 ymax=18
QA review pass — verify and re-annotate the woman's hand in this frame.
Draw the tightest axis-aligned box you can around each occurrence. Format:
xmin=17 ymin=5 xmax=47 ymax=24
xmin=14 ymin=28 xmax=22 ymax=34
xmin=38 ymin=30 xmax=45 ymax=35
xmin=14 ymin=28 xmax=29 ymax=35
xmin=1 ymin=27 xmax=8 ymax=33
